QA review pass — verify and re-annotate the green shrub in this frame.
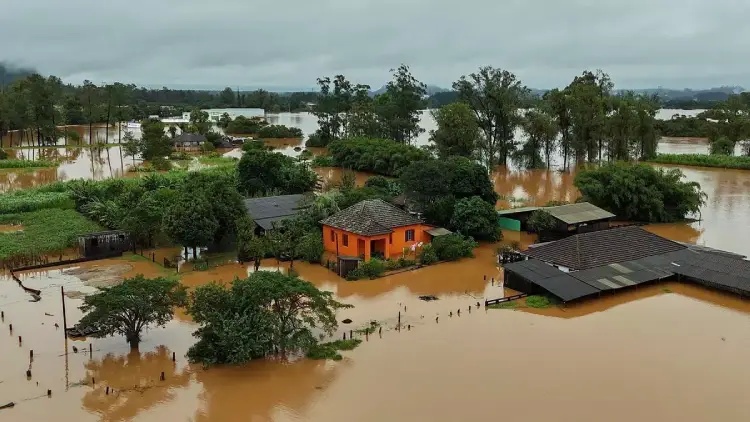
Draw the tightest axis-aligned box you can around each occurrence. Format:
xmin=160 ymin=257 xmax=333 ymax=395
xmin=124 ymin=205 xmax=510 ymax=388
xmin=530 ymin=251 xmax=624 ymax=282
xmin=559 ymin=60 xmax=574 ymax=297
xmin=384 ymin=257 xmax=417 ymax=271
xmin=431 ymin=234 xmax=476 ymax=261
xmin=647 ymin=153 xmax=750 ymax=170
xmin=328 ymin=137 xmax=430 ymax=176
xmin=419 ymin=244 xmax=439 ymax=265
xmin=0 ymin=149 xmax=7 ymax=160
xmin=200 ymin=142 xmax=216 ymax=153
xmin=310 ymin=155 xmax=335 ymax=167
xmin=241 ymin=140 xmax=266 ymax=153
xmin=305 ymin=132 xmax=328 ymax=148
xmin=306 ymin=339 xmax=362 ymax=360
xmin=526 ymin=210 xmax=558 ymax=232
xmin=525 ymin=295 xmax=553 ymax=308
xmin=0 ymin=191 xmax=74 ymax=215
xmin=347 ymin=258 xmax=386 ymax=280
xmin=299 ymin=231 xmax=324 ymax=263
xmin=170 ymin=151 xmax=193 ymax=161
xmin=226 ymin=116 xmax=267 ymax=134
xmin=257 ymin=125 xmax=303 ymax=139
xmin=151 ymin=157 xmax=172 ymax=171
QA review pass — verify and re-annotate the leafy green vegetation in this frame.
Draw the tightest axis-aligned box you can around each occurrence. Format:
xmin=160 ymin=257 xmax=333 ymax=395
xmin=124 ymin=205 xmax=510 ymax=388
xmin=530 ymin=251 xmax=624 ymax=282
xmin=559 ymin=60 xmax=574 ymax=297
xmin=257 ymin=124 xmax=303 ymax=139
xmin=450 ymin=196 xmax=502 ymax=241
xmin=0 ymin=209 xmax=101 ymax=264
xmin=306 ymin=339 xmax=362 ymax=361
xmin=0 ymin=190 xmax=74 ymax=214
xmin=327 ymin=137 xmax=430 ymax=176
xmin=526 ymin=209 xmax=558 ymax=232
xmin=431 ymin=234 xmax=477 ymax=261
xmin=198 ymin=155 xmax=238 ymax=166
xmin=310 ymin=154 xmax=335 ymax=167
xmin=654 ymin=114 xmax=718 ymax=138
xmin=575 ymin=162 xmax=706 ymax=222
xmin=487 ymin=301 xmax=518 ymax=310
xmin=647 ymin=153 xmax=750 ymax=170
xmin=226 ymin=116 xmax=268 ymax=134
xmin=77 ymin=275 xmax=187 ymax=349
xmin=0 ymin=159 xmax=58 ymax=169
xmin=346 ymin=258 xmax=387 ymax=280
xmin=186 ymin=271 xmax=351 ymax=365
xmin=525 ymin=295 xmax=554 ymax=308
xmin=238 ymin=149 xmax=317 ymax=196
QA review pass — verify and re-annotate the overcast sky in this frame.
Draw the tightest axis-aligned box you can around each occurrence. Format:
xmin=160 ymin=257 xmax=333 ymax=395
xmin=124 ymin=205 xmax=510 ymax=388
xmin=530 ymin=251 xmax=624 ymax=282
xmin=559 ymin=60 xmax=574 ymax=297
xmin=1 ymin=0 xmax=748 ymax=90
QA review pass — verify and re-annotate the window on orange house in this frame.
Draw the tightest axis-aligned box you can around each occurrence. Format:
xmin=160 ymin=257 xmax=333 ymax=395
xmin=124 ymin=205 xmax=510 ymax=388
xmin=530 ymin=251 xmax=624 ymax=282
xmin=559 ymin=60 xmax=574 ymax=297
xmin=405 ymin=229 xmax=415 ymax=241
xmin=342 ymin=234 xmax=349 ymax=246
xmin=330 ymin=229 xmax=335 ymax=242
xmin=389 ymin=233 xmax=392 ymax=244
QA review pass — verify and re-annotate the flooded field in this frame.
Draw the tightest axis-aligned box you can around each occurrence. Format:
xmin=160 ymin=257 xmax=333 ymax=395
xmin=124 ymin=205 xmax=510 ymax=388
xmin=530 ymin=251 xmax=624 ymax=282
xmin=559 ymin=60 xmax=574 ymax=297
xmin=2 ymin=107 xmax=750 ymax=421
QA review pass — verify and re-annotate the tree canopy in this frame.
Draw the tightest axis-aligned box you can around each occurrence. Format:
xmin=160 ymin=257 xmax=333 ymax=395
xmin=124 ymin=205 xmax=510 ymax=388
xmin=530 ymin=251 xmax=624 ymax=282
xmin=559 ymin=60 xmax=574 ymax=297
xmin=77 ymin=275 xmax=187 ymax=349
xmin=574 ymin=162 xmax=706 ymax=223
xmin=186 ymin=271 xmax=350 ymax=365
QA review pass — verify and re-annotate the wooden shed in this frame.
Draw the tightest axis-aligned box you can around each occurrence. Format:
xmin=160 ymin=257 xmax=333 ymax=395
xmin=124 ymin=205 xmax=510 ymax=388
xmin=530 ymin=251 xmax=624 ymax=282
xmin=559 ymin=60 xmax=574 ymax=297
xmin=78 ymin=230 xmax=131 ymax=259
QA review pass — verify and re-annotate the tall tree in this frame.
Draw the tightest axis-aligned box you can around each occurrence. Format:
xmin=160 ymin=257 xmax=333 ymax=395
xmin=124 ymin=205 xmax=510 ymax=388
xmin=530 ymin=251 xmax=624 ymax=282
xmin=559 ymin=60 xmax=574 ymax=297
xmin=77 ymin=275 xmax=187 ymax=349
xmin=375 ymin=64 xmax=426 ymax=144
xmin=453 ymin=67 xmax=529 ymax=167
xmin=520 ymin=109 xmax=558 ymax=168
xmin=566 ymin=70 xmax=613 ymax=163
xmin=163 ymin=193 xmax=219 ymax=258
xmin=189 ymin=109 xmax=211 ymax=135
xmin=429 ymin=102 xmax=479 ymax=159
xmin=140 ymin=118 xmax=172 ymax=160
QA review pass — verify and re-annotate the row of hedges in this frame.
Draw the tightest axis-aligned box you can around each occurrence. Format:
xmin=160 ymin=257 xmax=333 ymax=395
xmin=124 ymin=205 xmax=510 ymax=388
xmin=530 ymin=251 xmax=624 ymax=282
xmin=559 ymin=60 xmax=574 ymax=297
xmin=327 ymin=137 xmax=430 ymax=176
xmin=0 ymin=159 xmax=58 ymax=169
xmin=647 ymin=153 xmax=750 ymax=170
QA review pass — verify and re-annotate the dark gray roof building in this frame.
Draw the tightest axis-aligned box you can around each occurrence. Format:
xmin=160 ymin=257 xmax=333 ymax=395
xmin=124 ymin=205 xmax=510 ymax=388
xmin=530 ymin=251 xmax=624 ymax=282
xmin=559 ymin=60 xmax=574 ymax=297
xmin=173 ymin=133 xmax=207 ymax=145
xmin=504 ymin=226 xmax=750 ymax=303
xmin=320 ymin=199 xmax=423 ymax=236
xmin=243 ymin=194 xmax=309 ymax=231
xmin=544 ymin=202 xmax=615 ymax=225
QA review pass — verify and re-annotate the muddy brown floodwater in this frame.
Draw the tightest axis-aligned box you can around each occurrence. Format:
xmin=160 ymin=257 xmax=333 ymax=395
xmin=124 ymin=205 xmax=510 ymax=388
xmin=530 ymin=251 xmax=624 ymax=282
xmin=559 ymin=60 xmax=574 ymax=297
xmin=1 ymin=120 xmax=750 ymax=420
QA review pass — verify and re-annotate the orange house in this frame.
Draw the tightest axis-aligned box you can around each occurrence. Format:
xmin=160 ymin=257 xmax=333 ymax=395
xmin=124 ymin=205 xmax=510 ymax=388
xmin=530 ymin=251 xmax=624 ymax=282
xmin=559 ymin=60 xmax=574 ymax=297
xmin=320 ymin=199 xmax=435 ymax=262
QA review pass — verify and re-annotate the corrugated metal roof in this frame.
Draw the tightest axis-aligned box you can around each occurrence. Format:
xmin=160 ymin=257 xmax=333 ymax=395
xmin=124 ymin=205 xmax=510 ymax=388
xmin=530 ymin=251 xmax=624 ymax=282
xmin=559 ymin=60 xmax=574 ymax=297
xmin=426 ymin=227 xmax=452 ymax=236
xmin=504 ymin=259 xmax=601 ymax=302
xmin=496 ymin=206 xmax=542 ymax=216
xmin=545 ymin=202 xmax=615 ymax=225
xmin=244 ymin=194 xmax=308 ymax=221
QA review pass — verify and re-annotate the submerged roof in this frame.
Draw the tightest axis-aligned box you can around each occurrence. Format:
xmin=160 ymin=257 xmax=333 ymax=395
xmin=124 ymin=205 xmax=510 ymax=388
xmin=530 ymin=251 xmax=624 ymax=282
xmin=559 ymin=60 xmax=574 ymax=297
xmin=525 ymin=226 xmax=686 ymax=270
xmin=496 ymin=206 xmax=543 ymax=216
xmin=321 ymin=199 xmax=422 ymax=236
xmin=173 ymin=133 xmax=207 ymax=143
xmin=244 ymin=194 xmax=308 ymax=230
xmin=544 ymin=202 xmax=615 ymax=225
xmin=504 ymin=259 xmax=600 ymax=302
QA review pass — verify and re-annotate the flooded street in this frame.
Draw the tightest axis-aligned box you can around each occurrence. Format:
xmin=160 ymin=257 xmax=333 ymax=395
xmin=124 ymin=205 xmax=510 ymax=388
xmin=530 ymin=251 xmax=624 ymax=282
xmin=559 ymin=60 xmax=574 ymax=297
xmin=2 ymin=107 xmax=750 ymax=421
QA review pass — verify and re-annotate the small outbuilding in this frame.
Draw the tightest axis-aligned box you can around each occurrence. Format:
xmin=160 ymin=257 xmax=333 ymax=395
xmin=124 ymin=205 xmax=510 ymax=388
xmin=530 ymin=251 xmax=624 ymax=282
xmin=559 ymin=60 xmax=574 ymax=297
xmin=497 ymin=202 xmax=614 ymax=240
xmin=243 ymin=194 xmax=310 ymax=235
xmin=173 ymin=133 xmax=207 ymax=148
xmin=78 ymin=230 xmax=131 ymax=259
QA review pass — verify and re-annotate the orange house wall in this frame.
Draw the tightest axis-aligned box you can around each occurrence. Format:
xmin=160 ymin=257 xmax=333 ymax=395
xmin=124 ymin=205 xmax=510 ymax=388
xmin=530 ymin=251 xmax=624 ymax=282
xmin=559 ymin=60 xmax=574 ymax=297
xmin=323 ymin=224 xmax=432 ymax=261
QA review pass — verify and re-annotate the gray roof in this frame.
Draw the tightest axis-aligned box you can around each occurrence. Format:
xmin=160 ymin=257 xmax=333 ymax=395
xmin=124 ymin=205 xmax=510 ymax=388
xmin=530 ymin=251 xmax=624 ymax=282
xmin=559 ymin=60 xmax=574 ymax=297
xmin=496 ymin=206 xmax=543 ymax=216
xmin=320 ymin=199 xmax=422 ymax=236
xmin=544 ymin=202 xmax=615 ymax=225
xmin=504 ymin=259 xmax=601 ymax=302
xmin=426 ymin=227 xmax=452 ymax=236
xmin=173 ymin=133 xmax=207 ymax=144
xmin=243 ymin=194 xmax=308 ymax=230
xmin=525 ymin=226 xmax=686 ymax=270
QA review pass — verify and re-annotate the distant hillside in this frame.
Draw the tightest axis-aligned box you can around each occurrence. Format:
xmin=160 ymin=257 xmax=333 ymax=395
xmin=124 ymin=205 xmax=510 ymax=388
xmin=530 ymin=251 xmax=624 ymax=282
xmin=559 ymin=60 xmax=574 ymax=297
xmin=0 ymin=63 xmax=35 ymax=86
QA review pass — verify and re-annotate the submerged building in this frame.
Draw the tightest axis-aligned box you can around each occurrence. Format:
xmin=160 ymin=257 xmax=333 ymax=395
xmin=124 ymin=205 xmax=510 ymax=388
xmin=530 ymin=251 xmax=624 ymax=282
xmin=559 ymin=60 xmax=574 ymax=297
xmin=497 ymin=202 xmax=615 ymax=241
xmin=504 ymin=226 xmax=750 ymax=303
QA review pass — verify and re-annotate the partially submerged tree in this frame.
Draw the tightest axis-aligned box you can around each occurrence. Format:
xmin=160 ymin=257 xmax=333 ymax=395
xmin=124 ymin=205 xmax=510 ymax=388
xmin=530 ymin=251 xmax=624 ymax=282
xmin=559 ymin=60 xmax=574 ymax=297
xmin=77 ymin=275 xmax=187 ymax=349
xmin=429 ymin=102 xmax=479 ymax=159
xmin=526 ymin=210 xmax=558 ymax=233
xmin=163 ymin=193 xmax=219 ymax=258
xmin=187 ymin=271 xmax=351 ymax=365
xmin=450 ymin=196 xmax=502 ymax=241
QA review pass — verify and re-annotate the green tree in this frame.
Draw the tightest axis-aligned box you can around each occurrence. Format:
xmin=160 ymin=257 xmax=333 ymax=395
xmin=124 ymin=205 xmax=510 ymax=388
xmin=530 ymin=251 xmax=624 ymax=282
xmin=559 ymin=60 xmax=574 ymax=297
xmin=187 ymin=271 xmax=350 ymax=364
xmin=217 ymin=112 xmax=232 ymax=129
xmin=189 ymin=109 xmax=211 ymax=135
xmin=566 ymin=70 xmax=613 ymax=163
xmin=526 ymin=209 xmax=558 ymax=232
xmin=122 ymin=131 xmax=141 ymax=166
xmin=453 ymin=67 xmax=529 ymax=167
xmin=298 ymin=230 xmax=324 ymax=263
xmin=574 ymin=162 xmax=706 ymax=223
xmin=544 ymin=88 xmax=572 ymax=169
xmin=710 ymin=136 xmax=735 ymax=155
xmin=219 ymin=87 xmax=235 ymax=107
xmin=450 ymin=196 xmax=501 ymax=241
xmin=236 ymin=216 xmax=270 ymax=271
xmin=182 ymin=171 xmax=245 ymax=242
xmin=163 ymin=193 xmax=219 ymax=257
xmin=520 ymin=109 xmax=558 ymax=168
xmin=140 ymin=118 xmax=172 ymax=160
xmin=374 ymin=64 xmax=426 ymax=144
xmin=121 ymin=188 xmax=176 ymax=247
xmin=238 ymin=150 xmax=317 ymax=196
xmin=429 ymin=102 xmax=479 ymax=158
xmin=62 ymin=94 xmax=85 ymax=125
xmin=77 ymin=275 xmax=187 ymax=349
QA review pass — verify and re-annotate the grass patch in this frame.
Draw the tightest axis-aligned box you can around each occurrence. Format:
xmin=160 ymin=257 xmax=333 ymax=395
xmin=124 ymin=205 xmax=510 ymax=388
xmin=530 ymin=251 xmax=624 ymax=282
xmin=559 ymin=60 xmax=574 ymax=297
xmin=0 ymin=191 xmax=74 ymax=214
xmin=0 ymin=159 xmax=58 ymax=169
xmin=306 ymin=339 xmax=362 ymax=361
xmin=488 ymin=301 xmax=519 ymax=310
xmin=647 ymin=153 xmax=750 ymax=170
xmin=525 ymin=295 xmax=554 ymax=309
xmin=198 ymin=156 xmax=238 ymax=166
xmin=662 ymin=288 xmax=673 ymax=293
xmin=0 ymin=209 xmax=101 ymax=262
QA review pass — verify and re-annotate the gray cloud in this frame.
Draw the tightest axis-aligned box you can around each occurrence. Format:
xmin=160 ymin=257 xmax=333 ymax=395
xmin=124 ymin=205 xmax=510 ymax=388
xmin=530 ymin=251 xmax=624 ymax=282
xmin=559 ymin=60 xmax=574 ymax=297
xmin=1 ymin=0 xmax=748 ymax=89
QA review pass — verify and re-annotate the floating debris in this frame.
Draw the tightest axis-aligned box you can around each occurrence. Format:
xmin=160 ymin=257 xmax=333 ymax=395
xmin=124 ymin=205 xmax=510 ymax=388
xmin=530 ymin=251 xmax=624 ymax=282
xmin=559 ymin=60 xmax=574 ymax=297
xmin=419 ymin=295 xmax=438 ymax=301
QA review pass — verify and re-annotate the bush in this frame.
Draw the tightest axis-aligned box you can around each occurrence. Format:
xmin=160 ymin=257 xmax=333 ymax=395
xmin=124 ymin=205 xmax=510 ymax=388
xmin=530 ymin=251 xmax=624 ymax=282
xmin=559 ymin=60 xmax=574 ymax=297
xmin=647 ymin=153 xmax=750 ymax=170
xmin=311 ymin=155 xmax=335 ymax=167
xmin=238 ymin=150 xmax=317 ymax=196
xmin=0 ymin=191 xmax=74 ymax=215
xmin=575 ymin=162 xmax=706 ymax=222
xmin=257 ymin=125 xmax=303 ymax=139
xmin=299 ymin=230 xmax=324 ymax=263
xmin=200 ymin=142 xmax=216 ymax=153
xmin=526 ymin=210 xmax=557 ymax=232
xmin=306 ymin=339 xmax=362 ymax=360
xmin=226 ymin=116 xmax=267 ymax=134
xmin=0 ymin=149 xmax=7 ymax=160
xmin=346 ymin=258 xmax=386 ymax=280
xmin=328 ymin=137 xmax=431 ymax=176
xmin=384 ymin=257 xmax=417 ymax=271
xmin=431 ymin=234 xmax=476 ymax=261
xmin=151 ymin=157 xmax=172 ymax=171
xmin=450 ymin=196 xmax=501 ymax=241
xmin=241 ymin=140 xmax=266 ymax=153
xmin=709 ymin=137 xmax=735 ymax=156
xmin=170 ymin=151 xmax=193 ymax=161
xmin=525 ymin=295 xmax=553 ymax=309
xmin=419 ymin=244 xmax=439 ymax=265
xmin=306 ymin=132 xmax=328 ymax=148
